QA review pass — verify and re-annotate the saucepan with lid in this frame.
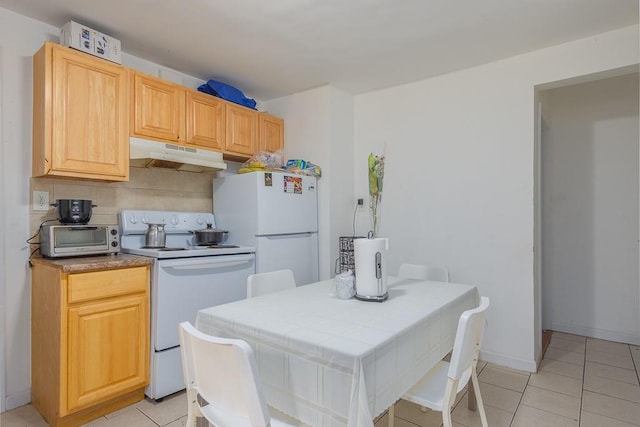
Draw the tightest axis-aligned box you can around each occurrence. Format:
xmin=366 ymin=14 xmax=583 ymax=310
xmin=191 ymin=224 xmax=229 ymax=245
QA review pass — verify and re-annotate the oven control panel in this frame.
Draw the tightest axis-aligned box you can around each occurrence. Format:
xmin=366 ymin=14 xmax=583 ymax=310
xmin=120 ymin=210 xmax=216 ymax=235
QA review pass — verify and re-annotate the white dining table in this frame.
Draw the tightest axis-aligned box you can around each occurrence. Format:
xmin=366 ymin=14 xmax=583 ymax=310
xmin=196 ymin=276 xmax=479 ymax=427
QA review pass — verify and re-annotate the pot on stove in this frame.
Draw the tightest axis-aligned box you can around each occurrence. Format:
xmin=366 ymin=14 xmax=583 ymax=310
xmin=145 ymin=223 xmax=166 ymax=248
xmin=192 ymin=224 xmax=228 ymax=245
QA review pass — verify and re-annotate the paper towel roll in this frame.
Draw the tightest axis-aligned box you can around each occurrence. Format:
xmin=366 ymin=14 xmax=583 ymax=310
xmin=354 ymin=237 xmax=389 ymax=298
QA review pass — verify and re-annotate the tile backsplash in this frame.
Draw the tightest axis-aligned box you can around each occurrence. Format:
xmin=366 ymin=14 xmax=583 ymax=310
xmin=30 ymin=167 xmax=216 ymax=234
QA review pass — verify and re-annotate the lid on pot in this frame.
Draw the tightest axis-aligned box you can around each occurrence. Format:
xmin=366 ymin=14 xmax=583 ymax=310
xmin=196 ymin=223 xmax=227 ymax=233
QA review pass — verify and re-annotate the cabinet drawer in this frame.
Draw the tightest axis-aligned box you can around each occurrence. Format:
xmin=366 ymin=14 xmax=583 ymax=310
xmin=68 ymin=267 xmax=148 ymax=303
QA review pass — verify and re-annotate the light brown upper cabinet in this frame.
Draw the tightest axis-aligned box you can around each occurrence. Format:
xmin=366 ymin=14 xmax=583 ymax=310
xmin=259 ymin=113 xmax=284 ymax=153
xmin=131 ymin=71 xmax=184 ymax=143
xmin=32 ymin=42 xmax=129 ymax=182
xmin=185 ymin=89 xmax=225 ymax=151
xmin=131 ymin=72 xmax=227 ymax=152
xmin=225 ymin=103 xmax=259 ymax=158
xmin=130 ymin=70 xmax=284 ymax=160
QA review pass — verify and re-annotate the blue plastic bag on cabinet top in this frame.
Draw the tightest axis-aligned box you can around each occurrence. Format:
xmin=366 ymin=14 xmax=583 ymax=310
xmin=197 ymin=79 xmax=257 ymax=109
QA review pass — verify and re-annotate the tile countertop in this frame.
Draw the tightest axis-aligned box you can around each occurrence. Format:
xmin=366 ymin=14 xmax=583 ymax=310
xmin=30 ymin=253 xmax=153 ymax=273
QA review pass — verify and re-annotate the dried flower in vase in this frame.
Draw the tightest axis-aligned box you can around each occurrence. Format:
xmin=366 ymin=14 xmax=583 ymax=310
xmin=368 ymin=152 xmax=385 ymax=238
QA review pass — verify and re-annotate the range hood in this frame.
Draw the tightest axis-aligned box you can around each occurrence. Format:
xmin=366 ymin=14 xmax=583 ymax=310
xmin=129 ymin=137 xmax=227 ymax=172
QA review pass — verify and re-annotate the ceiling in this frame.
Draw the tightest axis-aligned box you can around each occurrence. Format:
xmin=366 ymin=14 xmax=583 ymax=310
xmin=1 ymin=0 xmax=637 ymax=100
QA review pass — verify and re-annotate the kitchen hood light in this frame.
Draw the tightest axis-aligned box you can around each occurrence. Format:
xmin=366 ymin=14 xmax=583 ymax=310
xmin=129 ymin=137 xmax=227 ymax=172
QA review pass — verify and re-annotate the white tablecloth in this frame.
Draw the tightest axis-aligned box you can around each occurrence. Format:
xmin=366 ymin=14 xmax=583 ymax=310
xmin=196 ymin=276 xmax=479 ymax=427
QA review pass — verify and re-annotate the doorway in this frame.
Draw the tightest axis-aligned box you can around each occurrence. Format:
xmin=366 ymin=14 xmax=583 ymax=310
xmin=537 ymin=72 xmax=640 ymax=349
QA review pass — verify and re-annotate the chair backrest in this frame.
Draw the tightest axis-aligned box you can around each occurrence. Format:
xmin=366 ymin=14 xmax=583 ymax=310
xmin=178 ymin=322 xmax=270 ymax=427
xmin=246 ymin=269 xmax=296 ymax=298
xmin=398 ymin=263 xmax=450 ymax=282
xmin=448 ymin=297 xmax=490 ymax=382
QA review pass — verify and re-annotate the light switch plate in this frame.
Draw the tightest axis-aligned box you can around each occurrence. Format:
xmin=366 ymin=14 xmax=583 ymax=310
xmin=33 ymin=191 xmax=50 ymax=211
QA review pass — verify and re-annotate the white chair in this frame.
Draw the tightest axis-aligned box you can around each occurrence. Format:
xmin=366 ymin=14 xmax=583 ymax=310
xmin=246 ymin=269 xmax=296 ymax=298
xmin=178 ymin=321 xmax=297 ymax=427
xmin=398 ymin=263 xmax=450 ymax=282
xmin=389 ymin=297 xmax=490 ymax=427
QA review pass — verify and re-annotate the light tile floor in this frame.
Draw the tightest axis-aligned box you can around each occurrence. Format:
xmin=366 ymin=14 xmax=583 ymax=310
xmin=3 ymin=333 xmax=640 ymax=427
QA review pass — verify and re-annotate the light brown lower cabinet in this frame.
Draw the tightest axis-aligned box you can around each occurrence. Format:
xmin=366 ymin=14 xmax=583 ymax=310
xmin=31 ymin=261 xmax=150 ymax=427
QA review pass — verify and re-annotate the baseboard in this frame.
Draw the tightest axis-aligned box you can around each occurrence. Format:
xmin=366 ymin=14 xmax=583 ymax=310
xmin=549 ymin=322 xmax=640 ymax=346
xmin=5 ymin=388 xmax=30 ymax=412
xmin=479 ymin=349 xmax=537 ymax=373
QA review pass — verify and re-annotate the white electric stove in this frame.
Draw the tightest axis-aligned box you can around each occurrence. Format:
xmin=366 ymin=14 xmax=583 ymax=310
xmin=119 ymin=210 xmax=256 ymax=400
xmin=120 ymin=209 xmax=255 ymax=257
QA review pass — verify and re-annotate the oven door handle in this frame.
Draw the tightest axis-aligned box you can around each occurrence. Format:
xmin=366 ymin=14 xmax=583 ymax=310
xmin=159 ymin=255 xmax=254 ymax=270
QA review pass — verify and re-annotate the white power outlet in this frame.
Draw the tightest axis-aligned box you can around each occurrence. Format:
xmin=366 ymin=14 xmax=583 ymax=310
xmin=33 ymin=191 xmax=50 ymax=211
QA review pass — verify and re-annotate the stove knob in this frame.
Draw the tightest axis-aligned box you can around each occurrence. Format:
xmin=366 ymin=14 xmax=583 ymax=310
xmin=141 ymin=215 xmax=149 ymax=224
xmin=171 ymin=215 xmax=180 ymax=226
xmin=196 ymin=217 xmax=205 ymax=225
xmin=129 ymin=214 xmax=138 ymax=224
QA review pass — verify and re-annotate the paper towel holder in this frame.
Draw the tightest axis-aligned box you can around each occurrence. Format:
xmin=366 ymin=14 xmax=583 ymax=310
xmin=355 ymin=289 xmax=389 ymax=302
xmin=354 ymin=235 xmax=389 ymax=303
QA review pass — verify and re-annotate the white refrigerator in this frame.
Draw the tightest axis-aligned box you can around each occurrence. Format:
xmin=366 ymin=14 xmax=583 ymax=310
xmin=213 ymin=171 xmax=319 ymax=285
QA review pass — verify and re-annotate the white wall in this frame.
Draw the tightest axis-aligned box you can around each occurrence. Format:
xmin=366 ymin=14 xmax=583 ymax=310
xmin=263 ymin=86 xmax=355 ymax=280
xmin=0 ymin=9 xmax=56 ymax=409
xmin=541 ymin=73 xmax=639 ymax=344
xmin=0 ymin=46 xmax=5 ymax=412
xmin=353 ymin=25 xmax=639 ymax=371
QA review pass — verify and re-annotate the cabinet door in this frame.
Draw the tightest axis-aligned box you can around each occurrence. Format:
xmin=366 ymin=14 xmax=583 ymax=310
xmin=225 ymin=103 xmax=258 ymax=157
xmin=66 ymin=294 xmax=149 ymax=413
xmin=259 ymin=113 xmax=284 ymax=153
xmin=50 ymin=46 xmax=129 ymax=180
xmin=131 ymin=72 xmax=184 ymax=142
xmin=185 ymin=90 xmax=225 ymax=150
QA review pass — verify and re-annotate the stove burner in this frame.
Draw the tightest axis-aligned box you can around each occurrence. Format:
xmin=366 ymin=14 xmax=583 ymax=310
xmin=141 ymin=247 xmax=187 ymax=251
